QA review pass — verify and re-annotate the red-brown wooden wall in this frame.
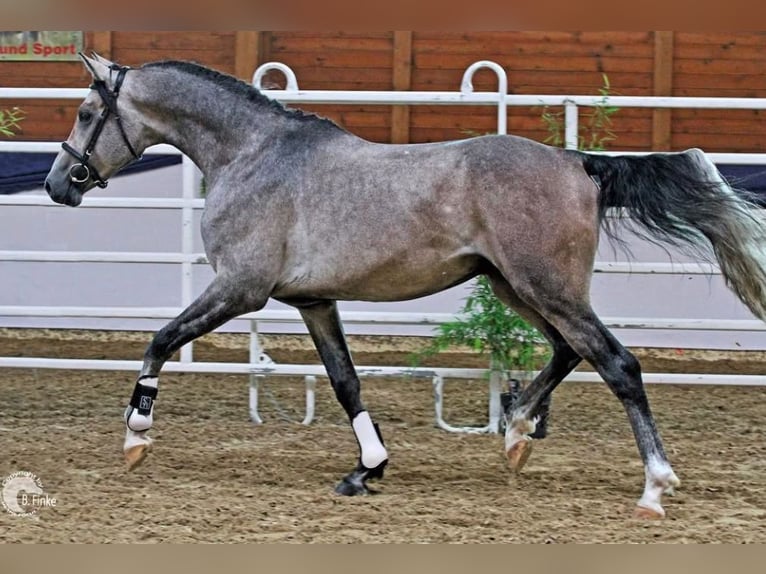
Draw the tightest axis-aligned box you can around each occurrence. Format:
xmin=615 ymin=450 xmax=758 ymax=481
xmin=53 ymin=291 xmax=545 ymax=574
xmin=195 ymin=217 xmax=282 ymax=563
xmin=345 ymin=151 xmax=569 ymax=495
xmin=2 ymin=31 xmax=766 ymax=153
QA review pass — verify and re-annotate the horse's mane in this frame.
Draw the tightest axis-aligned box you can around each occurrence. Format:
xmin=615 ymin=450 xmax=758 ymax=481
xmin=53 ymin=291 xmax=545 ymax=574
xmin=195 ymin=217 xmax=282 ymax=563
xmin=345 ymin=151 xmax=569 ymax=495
xmin=141 ymin=60 xmax=344 ymax=132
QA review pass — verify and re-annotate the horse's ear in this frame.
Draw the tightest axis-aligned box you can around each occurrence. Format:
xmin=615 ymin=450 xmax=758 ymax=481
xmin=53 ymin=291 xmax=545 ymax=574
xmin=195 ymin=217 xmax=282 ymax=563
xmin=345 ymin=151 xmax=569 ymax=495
xmin=90 ymin=51 xmax=116 ymax=68
xmin=78 ymin=52 xmax=109 ymax=83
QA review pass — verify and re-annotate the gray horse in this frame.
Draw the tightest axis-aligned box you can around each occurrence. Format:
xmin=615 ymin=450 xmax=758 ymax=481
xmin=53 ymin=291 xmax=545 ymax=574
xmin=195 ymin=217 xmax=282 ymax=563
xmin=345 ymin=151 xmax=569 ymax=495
xmin=44 ymin=53 xmax=766 ymax=519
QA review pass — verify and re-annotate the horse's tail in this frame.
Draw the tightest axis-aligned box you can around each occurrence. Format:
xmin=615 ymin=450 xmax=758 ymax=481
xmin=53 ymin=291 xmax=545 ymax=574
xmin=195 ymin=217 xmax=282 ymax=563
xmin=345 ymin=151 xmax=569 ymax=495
xmin=577 ymin=148 xmax=766 ymax=321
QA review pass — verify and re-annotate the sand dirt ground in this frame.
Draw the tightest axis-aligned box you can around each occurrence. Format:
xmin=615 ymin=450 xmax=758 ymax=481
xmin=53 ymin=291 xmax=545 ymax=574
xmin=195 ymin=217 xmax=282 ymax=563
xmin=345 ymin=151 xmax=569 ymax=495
xmin=1 ymin=329 xmax=765 ymax=543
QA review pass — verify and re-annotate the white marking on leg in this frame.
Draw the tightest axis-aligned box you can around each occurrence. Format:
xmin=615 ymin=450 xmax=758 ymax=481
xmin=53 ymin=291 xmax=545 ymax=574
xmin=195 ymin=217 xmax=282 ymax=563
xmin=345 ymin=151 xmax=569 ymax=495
xmin=504 ymin=413 xmax=536 ymax=452
xmin=352 ymin=411 xmax=388 ymax=469
xmin=636 ymin=454 xmax=680 ymax=516
xmin=124 ymin=428 xmax=153 ymax=452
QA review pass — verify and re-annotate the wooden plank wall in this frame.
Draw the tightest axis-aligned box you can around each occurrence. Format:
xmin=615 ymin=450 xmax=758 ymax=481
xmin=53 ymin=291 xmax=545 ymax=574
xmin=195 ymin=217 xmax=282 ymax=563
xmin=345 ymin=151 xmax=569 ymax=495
xmin=673 ymin=32 xmax=766 ymax=152
xmin=409 ymin=31 xmax=655 ymax=148
xmin=264 ymin=32 xmax=395 ymax=143
xmin=0 ymin=31 xmax=239 ymax=141
xmin=2 ymin=31 xmax=766 ymax=153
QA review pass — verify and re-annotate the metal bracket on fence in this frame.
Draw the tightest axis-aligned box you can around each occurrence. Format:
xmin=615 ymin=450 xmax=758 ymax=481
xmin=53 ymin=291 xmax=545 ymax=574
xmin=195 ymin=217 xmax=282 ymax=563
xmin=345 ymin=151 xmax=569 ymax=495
xmin=248 ymin=319 xmax=316 ymax=425
xmin=432 ymin=374 xmax=503 ymax=434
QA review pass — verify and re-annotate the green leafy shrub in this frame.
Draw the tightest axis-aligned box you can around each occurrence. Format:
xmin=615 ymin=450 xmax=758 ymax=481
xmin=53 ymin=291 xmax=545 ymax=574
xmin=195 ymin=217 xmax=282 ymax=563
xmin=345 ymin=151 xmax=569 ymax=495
xmin=416 ymin=276 xmax=547 ymax=380
xmin=0 ymin=107 xmax=24 ymax=137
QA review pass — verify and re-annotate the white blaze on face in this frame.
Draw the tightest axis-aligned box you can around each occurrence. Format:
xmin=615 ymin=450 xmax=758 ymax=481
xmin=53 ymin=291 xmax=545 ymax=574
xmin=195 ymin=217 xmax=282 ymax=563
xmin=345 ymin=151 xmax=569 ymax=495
xmin=352 ymin=411 xmax=388 ymax=469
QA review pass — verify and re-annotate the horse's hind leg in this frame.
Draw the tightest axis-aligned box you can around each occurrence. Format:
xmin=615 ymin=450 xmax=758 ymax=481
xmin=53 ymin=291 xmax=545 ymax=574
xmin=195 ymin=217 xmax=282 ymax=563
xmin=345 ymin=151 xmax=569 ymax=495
xmin=539 ymin=306 xmax=680 ymax=518
xmin=490 ymin=256 xmax=678 ymax=516
xmin=124 ymin=275 xmax=264 ymax=470
xmin=296 ymin=300 xmax=388 ymax=495
xmin=486 ymin=274 xmax=582 ymax=472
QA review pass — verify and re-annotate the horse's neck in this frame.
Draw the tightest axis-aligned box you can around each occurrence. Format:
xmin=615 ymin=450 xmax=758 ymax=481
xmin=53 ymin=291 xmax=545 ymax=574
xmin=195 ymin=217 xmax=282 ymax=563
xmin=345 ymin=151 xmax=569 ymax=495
xmin=134 ymin=71 xmax=274 ymax=176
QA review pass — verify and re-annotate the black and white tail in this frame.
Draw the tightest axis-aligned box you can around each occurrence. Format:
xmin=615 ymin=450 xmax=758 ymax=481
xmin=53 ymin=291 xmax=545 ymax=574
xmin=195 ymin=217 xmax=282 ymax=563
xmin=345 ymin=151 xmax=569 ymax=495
xmin=577 ymin=148 xmax=766 ymax=321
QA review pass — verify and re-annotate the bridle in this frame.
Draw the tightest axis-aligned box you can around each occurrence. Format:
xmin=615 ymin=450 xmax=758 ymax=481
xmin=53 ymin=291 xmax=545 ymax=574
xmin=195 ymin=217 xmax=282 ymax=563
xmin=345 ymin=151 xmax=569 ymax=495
xmin=62 ymin=63 xmax=141 ymax=189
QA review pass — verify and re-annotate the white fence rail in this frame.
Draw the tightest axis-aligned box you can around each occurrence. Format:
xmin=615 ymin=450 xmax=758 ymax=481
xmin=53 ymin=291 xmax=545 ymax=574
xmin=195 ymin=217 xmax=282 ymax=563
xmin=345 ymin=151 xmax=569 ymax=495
xmin=2 ymin=60 xmax=766 ymax=432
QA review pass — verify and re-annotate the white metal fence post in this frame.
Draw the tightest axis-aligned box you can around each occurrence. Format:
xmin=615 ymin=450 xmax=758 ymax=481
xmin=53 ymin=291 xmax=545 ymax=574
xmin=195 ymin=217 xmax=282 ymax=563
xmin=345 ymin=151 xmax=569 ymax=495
xmin=487 ymin=358 xmax=504 ymax=434
xmin=564 ymin=100 xmax=579 ymax=150
xmin=180 ymin=155 xmax=197 ymax=363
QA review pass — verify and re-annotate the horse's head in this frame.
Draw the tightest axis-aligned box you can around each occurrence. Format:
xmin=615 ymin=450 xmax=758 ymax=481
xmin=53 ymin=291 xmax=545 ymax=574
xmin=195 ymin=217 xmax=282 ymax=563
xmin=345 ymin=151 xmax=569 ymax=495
xmin=44 ymin=53 xmax=144 ymax=206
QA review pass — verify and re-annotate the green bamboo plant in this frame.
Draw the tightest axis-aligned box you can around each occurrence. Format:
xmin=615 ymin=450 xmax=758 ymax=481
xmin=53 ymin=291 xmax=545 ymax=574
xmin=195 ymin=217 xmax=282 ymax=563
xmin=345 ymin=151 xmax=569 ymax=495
xmin=416 ymin=276 xmax=547 ymax=383
xmin=0 ymin=107 xmax=24 ymax=137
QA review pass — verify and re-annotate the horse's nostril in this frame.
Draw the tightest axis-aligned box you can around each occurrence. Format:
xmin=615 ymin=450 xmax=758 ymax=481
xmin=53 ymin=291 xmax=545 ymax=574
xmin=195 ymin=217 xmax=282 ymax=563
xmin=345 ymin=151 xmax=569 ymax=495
xmin=44 ymin=180 xmax=52 ymax=194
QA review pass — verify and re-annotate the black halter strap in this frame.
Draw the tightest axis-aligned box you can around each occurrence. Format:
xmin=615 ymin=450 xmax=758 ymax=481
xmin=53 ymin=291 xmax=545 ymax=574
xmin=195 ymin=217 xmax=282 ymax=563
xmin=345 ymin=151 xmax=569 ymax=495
xmin=62 ymin=64 xmax=141 ymax=189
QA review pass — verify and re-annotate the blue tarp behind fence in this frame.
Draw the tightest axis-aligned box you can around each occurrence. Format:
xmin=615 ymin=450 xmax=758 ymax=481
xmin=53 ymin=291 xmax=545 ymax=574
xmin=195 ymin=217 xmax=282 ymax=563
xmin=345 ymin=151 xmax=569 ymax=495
xmin=0 ymin=152 xmax=181 ymax=195
xmin=1 ymin=152 xmax=766 ymax=205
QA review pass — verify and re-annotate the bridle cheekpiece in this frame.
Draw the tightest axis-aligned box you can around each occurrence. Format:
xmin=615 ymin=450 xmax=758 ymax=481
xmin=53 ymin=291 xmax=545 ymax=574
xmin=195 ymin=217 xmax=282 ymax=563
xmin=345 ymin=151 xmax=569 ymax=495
xmin=61 ymin=62 xmax=141 ymax=188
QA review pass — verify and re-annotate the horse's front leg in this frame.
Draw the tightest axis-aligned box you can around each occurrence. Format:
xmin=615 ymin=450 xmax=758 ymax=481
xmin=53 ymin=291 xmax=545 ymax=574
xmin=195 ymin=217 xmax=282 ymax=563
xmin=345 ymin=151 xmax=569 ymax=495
xmin=124 ymin=276 xmax=263 ymax=469
xmin=296 ymin=300 xmax=388 ymax=495
xmin=504 ymin=338 xmax=581 ymax=471
xmin=485 ymin=274 xmax=582 ymax=471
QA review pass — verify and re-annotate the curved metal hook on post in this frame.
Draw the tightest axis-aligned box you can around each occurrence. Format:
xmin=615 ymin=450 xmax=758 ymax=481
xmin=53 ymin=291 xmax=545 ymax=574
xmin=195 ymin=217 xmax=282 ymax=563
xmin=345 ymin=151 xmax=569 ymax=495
xmin=460 ymin=60 xmax=508 ymax=135
xmin=252 ymin=62 xmax=300 ymax=92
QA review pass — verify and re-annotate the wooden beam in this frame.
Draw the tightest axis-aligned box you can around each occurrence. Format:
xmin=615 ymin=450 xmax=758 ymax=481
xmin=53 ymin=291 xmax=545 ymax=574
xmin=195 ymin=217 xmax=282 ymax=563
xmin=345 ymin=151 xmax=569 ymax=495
xmin=89 ymin=31 xmax=113 ymax=59
xmin=391 ymin=31 xmax=412 ymax=144
xmin=234 ymin=31 xmax=267 ymax=82
xmin=652 ymin=31 xmax=674 ymax=150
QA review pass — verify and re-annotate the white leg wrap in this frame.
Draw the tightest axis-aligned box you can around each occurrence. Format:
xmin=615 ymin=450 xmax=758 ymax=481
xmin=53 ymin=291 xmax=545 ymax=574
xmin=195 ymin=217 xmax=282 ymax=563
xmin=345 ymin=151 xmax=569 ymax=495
xmin=352 ymin=411 xmax=388 ymax=469
xmin=125 ymin=377 xmax=157 ymax=432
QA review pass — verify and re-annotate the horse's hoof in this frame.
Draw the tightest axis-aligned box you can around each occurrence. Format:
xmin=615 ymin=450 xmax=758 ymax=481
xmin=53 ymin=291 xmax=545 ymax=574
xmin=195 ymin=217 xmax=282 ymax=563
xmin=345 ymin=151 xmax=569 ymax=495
xmin=506 ymin=439 xmax=533 ymax=473
xmin=334 ymin=476 xmax=371 ymax=496
xmin=366 ymin=460 xmax=387 ymax=481
xmin=124 ymin=443 xmax=152 ymax=471
xmin=334 ymin=460 xmax=387 ymax=496
xmin=633 ymin=505 xmax=665 ymax=520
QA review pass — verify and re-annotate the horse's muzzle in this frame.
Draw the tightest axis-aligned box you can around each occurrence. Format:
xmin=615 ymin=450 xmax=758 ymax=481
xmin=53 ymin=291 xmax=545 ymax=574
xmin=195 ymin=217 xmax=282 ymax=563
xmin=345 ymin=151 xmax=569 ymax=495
xmin=44 ymin=177 xmax=83 ymax=207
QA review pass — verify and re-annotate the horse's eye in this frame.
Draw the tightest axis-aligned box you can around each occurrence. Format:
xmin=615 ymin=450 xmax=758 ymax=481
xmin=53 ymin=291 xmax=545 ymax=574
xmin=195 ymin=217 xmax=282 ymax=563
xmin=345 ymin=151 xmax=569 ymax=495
xmin=78 ymin=109 xmax=93 ymax=123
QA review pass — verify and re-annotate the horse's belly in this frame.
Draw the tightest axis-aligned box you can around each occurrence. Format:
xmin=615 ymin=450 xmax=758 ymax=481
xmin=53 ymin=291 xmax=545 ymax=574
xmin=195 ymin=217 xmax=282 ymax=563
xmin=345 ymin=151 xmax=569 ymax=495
xmin=334 ymin=268 xmax=476 ymax=301
xmin=275 ymin=253 xmax=481 ymax=302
